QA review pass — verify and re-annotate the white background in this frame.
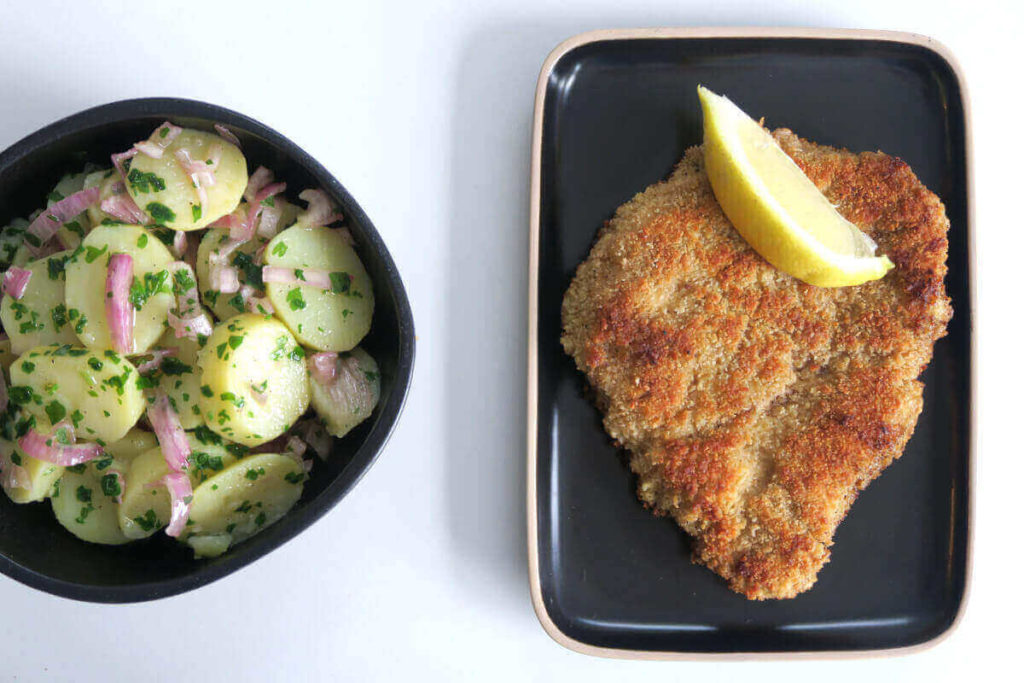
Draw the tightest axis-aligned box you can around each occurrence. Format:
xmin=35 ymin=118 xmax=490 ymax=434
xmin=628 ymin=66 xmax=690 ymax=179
xmin=0 ymin=1 xmax=1017 ymax=681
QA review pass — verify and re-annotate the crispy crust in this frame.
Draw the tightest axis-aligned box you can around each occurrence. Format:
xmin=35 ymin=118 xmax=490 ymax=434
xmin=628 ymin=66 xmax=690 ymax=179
xmin=561 ymin=130 xmax=952 ymax=599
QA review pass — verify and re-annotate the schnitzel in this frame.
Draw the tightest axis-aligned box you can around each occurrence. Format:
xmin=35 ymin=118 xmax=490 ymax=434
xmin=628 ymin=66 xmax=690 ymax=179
xmin=561 ymin=129 xmax=952 ymax=600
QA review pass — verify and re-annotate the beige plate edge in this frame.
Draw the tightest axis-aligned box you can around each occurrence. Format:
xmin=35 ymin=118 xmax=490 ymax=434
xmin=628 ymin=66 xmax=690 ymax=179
xmin=525 ymin=26 xmax=976 ymax=661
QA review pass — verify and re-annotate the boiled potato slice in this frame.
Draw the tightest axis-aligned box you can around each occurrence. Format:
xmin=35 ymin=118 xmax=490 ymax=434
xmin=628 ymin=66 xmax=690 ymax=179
xmin=1 ymin=251 xmax=81 ymax=355
xmin=118 ymin=428 xmax=239 ymax=539
xmin=186 ymin=533 xmax=232 ymax=558
xmin=197 ymin=314 xmax=310 ymax=446
xmin=51 ymin=457 xmax=130 ymax=545
xmin=184 ymin=452 xmax=304 ymax=551
xmin=148 ymin=329 xmax=204 ymax=429
xmin=83 ymin=168 xmax=122 ymax=227
xmin=0 ymin=425 xmax=64 ymax=504
xmin=47 ymin=171 xmax=92 ymax=249
xmin=9 ymin=344 xmax=146 ymax=443
xmin=310 ymin=347 xmax=380 ymax=438
xmin=103 ymin=427 xmax=158 ymax=467
xmin=0 ymin=336 xmax=18 ymax=371
xmin=0 ymin=218 xmax=29 ymax=269
xmin=195 ymin=227 xmax=270 ymax=321
xmin=263 ymin=225 xmax=374 ymax=351
xmin=125 ymin=129 xmax=247 ymax=230
xmin=64 ymin=223 xmax=175 ymax=353
xmin=117 ymin=446 xmax=169 ymax=539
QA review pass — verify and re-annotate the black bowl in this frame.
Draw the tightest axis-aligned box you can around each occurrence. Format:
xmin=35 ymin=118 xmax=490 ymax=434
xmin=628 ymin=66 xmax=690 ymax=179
xmin=0 ymin=98 xmax=415 ymax=602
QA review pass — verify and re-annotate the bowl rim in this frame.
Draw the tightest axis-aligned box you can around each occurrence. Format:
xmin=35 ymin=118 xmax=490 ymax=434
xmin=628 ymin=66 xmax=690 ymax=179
xmin=0 ymin=97 xmax=416 ymax=603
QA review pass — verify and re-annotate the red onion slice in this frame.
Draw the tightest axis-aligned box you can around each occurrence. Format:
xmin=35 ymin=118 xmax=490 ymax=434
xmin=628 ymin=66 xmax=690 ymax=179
xmin=283 ymin=436 xmax=312 ymax=473
xmin=17 ymin=423 xmax=103 ymax=466
xmin=175 ymin=147 xmax=220 ymax=216
xmin=2 ymin=461 xmax=30 ymax=491
xmin=243 ymin=181 xmax=287 ymax=242
xmin=297 ymin=189 xmax=343 ymax=227
xmin=111 ymin=149 xmax=138 ymax=187
xmin=133 ymin=347 xmax=178 ymax=374
xmin=214 ymin=123 xmax=241 ymax=146
xmin=147 ymin=389 xmax=191 ymax=472
xmin=167 ymin=261 xmax=212 ymax=341
xmin=256 ymin=204 xmax=283 ymax=238
xmin=262 ymin=266 xmax=335 ymax=290
xmin=105 ymin=253 xmax=135 ymax=354
xmin=159 ymin=472 xmax=193 ymax=537
xmin=2 ymin=267 xmax=32 ymax=299
xmin=296 ymin=419 xmax=333 ymax=461
xmin=168 ymin=310 xmax=213 ymax=340
xmin=211 ymin=264 xmax=240 ymax=293
xmin=171 ymin=230 xmax=187 ymax=258
xmin=26 ymin=186 xmax=101 ymax=254
xmin=132 ymin=121 xmax=182 ymax=159
xmin=100 ymin=189 xmax=152 ymax=225
xmin=244 ymin=167 xmax=275 ymax=203
xmin=308 ymin=352 xmax=338 ymax=384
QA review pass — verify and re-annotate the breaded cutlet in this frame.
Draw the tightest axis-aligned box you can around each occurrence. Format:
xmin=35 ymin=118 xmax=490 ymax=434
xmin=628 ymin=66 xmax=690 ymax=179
xmin=561 ymin=129 xmax=952 ymax=599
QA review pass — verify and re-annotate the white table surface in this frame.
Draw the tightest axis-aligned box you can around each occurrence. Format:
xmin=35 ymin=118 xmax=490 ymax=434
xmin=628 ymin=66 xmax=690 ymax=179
xmin=0 ymin=0 xmax=1017 ymax=680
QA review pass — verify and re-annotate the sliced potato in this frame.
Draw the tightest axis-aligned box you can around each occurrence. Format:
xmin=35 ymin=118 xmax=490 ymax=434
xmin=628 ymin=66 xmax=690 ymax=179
xmin=263 ymin=225 xmax=374 ymax=351
xmin=310 ymin=347 xmax=380 ymax=438
xmin=150 ymin=329 xmax=204 ymax=429
xmin=1 ymin=429 xmax=64 ymax=504
xmin=1 ymin=250 xmax=80 ymax=355
xmin=118 ymin=429 xmax=239 ymax=539
xmin=125 ymin=129 xmax=247 ymax=230
xmin=0 ymin=336 xmax=18 ymax=371
xmin=64 ymin=223 xmax=175 ymax=353
xmin=197 ymin=314 xmax=310 ymax=446
xmin=0 ymin=218 xmax=29 ymax=269
xmin=9 ymin=344 xmax=146 ymax=443
xmin=184 ymin=452 xmax=304 ymax=551
xmin=103 ymin=427 xmax=158 ymax=468
xmin=186 ymin=533 xmax=232 ymax=558
xmin=195 ymin=227 xmax=269 ymax=321
xmin=51 ymin=457 xmax=130 ymax=545
xmin=83 ymin=168 xmax=122 ymax=227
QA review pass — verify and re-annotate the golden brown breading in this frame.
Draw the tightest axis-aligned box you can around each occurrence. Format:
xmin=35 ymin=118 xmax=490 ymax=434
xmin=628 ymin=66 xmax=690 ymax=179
xmin=561 ymin=130 xmax=952 ymax=600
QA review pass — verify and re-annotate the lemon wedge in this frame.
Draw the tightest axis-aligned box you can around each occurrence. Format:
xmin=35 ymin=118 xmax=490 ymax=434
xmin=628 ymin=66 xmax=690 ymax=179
xmin=698 ymin=86 xmax=894 ymax=287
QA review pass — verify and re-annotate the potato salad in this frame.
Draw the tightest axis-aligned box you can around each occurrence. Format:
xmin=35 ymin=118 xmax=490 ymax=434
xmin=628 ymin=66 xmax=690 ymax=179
xmin=0 ymin=121 xmax=380 ymax=557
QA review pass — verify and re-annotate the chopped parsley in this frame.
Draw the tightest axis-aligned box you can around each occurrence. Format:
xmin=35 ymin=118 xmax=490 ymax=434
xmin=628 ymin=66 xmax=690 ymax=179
xmin=44 ymin=400 xmax=66 ymax=424
xmin=128 ymin=270 xmax=171 ymax=310
xmin=134 ymin=509 xmax=158 ymax=532
xmin=271 ymin=242 xmax=287 ymax=258
xmin=127 ymin=168 xmax=166 ymax=194
xmin=100 ymin=473 xmax=121 ymax=498
xmin=329 ymin=271 xmax=351 ymax=294
xmin=146 ymin=202 xmax=175 ymax=224
xmin=285 ymin=287 xmax=306 ymax=311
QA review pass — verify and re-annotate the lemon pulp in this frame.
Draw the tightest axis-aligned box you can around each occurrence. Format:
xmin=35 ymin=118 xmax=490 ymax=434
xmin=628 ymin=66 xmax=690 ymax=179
xmin=698 ymin=86 xmax=894 ymax=287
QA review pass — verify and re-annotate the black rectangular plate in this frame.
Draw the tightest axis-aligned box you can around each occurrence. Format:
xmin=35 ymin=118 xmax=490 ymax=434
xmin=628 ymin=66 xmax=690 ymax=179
xmin=530 ymin=30 xmax=972 ymax=656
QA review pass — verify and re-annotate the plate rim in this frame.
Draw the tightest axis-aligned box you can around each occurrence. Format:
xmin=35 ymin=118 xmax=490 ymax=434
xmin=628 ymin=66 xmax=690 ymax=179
xmin=525 ymin=26 xmax=976 ymax=660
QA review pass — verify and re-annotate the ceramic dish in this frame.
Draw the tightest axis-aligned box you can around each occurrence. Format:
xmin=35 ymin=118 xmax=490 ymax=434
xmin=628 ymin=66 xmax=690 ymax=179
xmin=0 ymin=98 xmax=415 ymax=602
xmin=527 ymin=28 xmax=973 ymax=657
